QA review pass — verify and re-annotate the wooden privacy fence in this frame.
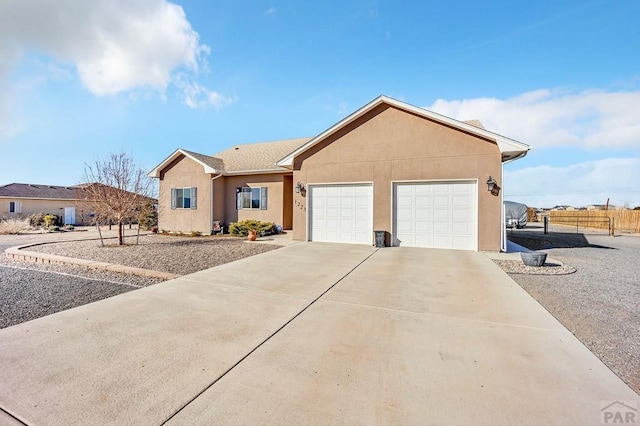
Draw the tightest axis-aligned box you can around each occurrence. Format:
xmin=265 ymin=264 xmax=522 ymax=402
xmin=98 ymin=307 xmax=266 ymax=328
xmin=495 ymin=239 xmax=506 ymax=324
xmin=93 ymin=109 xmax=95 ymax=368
xmin=550 ymin=210 xmax=640 ymax=234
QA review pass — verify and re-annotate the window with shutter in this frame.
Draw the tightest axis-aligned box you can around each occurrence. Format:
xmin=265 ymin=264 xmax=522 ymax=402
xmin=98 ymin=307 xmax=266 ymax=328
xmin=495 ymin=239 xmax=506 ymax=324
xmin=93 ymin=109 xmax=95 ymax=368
xmin=260 ymin=187 xmax=268 ymax=210
xmin=235 ymin=186 xmax=268 ymax=209
xmin=170 ymin=187 xmax=197 ymax=209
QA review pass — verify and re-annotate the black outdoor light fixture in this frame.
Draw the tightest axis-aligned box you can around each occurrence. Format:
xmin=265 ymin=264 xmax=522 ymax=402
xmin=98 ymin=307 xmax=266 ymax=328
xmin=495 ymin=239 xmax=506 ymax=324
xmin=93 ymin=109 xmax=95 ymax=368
xmin=295 ymin=182 xmax=304 ymax=193
xmin=486 ymin=176 xmax=500 ymax=195
xmin=486 ymin=176 xmax=497 ymax=192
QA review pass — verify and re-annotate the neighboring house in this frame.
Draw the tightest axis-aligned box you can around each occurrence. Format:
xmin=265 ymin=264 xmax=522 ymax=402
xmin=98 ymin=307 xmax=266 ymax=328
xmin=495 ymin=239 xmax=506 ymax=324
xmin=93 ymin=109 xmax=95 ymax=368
xmin=0 ymin=183 xmax=89 ymax=225
xmin=0 ymin=182 xmax=156 ymax=226
xmin=150 ymin=95 xmax=530 ymax=251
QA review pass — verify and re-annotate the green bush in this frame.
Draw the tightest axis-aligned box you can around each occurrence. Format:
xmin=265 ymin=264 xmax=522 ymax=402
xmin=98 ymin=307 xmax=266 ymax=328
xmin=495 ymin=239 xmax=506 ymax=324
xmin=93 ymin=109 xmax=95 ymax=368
xmin=228 ymin=219 xmax=274 ymax=237
xmin=137 ymin=201 xmax=158 ymax=230
xmin=43 ymin=214 xmax=58 ymax=227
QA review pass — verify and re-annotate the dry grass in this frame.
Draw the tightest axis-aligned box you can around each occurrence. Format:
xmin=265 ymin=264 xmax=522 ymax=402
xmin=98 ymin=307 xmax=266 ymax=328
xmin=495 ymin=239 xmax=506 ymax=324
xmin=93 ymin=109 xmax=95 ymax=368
xmin=551 ymin=210 xmax=640 ymax=233
xmin=0 ymin=218 xmax=31 ymax=235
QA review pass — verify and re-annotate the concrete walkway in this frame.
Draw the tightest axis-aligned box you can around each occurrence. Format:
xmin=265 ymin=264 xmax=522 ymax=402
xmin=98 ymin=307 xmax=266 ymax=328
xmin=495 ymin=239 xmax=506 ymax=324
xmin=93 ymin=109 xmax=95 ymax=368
xmin=0 ymin=244 xmax=637 ymax=425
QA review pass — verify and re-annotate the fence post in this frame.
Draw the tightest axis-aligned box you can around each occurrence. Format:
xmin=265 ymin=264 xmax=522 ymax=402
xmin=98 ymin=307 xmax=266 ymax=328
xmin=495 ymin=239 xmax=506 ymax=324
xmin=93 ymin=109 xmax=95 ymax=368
xmin=610 ymin=218 xmax=615 ymax=236
xmin=544 ymin=216 xmax=548 ymax=234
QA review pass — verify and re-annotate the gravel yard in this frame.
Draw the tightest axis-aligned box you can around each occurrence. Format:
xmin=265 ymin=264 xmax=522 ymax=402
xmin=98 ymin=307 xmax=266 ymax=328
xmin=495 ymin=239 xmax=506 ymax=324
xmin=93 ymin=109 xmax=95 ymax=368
xmin=505 ymin=226 xmax=640 ymax=393
xmin=1 ymin=232 xmax=281 ymax=329
xmin=25 ymin=234 xmax=281 ymax=275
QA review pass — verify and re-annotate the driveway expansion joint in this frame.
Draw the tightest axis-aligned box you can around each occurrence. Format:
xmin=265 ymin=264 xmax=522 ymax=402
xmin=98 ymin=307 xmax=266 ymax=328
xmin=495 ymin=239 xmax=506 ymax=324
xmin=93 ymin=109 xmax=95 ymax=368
xmin=159 ymin=248 xmax=381 ymax=425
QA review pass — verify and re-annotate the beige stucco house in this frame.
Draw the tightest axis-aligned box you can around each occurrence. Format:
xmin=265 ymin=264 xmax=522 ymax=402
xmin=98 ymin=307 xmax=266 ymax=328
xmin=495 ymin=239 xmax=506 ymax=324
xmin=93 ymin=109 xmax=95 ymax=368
xmin=150 ymin=96 xmax=530 ymax=251
xmin=0 ymin=182 xmax=157 ymax=226
xmin=0 ymin=183 xmax=92 ymax=225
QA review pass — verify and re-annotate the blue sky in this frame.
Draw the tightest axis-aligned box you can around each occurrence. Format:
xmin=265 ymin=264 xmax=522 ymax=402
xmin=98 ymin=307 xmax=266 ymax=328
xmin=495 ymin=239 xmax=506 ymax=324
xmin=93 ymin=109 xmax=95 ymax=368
xmin=1 ymin=0 xmax=639 ymax=208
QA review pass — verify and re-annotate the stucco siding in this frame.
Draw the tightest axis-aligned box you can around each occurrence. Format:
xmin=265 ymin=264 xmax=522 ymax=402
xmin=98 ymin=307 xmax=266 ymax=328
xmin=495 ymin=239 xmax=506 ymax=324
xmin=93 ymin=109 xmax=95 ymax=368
xmin=223 ymin=174 xmax=286 ymax=227
xmin=292 ymin=105 xmax=503 ymax=251
xmin=158 ymin=155 xmax=213 ymax=234
xmin=1 ymin=198 xmax=94 ymax=225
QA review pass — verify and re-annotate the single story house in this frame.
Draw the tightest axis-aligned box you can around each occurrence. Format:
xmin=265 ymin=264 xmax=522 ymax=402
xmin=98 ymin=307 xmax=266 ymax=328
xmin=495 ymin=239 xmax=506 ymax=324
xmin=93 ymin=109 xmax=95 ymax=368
xmin=0 ymin=182 xmax=156 ymax=226
xmin=149 ymin=95 xmax=530 ymax=251
xmin=0 ymin=183 xmax=92 ymax=225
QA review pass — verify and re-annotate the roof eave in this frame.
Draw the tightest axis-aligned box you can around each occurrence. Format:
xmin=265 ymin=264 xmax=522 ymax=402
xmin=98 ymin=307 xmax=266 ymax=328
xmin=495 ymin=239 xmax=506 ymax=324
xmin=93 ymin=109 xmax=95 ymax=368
xmin=275 ymin=95 xmax=531 ymax=166
xmin=223 ymin=168 xmax=291 ymax=176
xmin=148 ymin=149 xmax=220 ymax=178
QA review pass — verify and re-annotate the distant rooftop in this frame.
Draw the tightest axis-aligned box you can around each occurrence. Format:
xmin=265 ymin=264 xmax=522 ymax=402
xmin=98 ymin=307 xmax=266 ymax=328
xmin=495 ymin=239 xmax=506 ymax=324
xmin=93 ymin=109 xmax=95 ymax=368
xmin=0 ymin=183 xmax=82 ymax=200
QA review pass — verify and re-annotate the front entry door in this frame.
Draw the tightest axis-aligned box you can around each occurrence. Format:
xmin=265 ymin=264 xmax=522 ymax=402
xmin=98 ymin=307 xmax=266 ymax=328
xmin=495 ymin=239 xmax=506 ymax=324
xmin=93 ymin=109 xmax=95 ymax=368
xmin=64 ymin=207 xmax=75 ymax=225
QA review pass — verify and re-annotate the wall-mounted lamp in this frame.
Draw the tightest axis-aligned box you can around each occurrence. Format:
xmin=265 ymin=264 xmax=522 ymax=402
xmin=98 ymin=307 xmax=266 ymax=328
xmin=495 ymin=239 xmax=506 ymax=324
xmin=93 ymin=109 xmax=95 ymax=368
xmin=486 ymin=176 xmax=500 ymax=196
xmin=486 ymin=176 xmax=497 ymax=192
xmin=295 ymin=182 xmax=304 ymax=193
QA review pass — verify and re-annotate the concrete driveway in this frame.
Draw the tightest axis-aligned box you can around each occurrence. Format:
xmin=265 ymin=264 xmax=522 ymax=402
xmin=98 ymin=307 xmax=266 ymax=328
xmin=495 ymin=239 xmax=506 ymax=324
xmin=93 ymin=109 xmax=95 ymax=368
xmin=0 ymin=244 xmax=636 ymax=425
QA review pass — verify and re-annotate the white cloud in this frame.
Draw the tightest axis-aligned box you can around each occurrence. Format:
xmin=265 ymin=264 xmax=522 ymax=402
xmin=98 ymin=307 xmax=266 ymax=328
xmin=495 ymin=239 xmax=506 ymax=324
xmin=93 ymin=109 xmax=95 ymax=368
xmin=426 ymin=88 xmax=640 ymax=149
xmin=175 ymin=76 xmax=237 ymax=109
xmin=0 ymin=0 xmax=233 ymax=135
xmin=504 ymin=158 xmax=640 ymax=208
xmin=265 ymin=6 xmax=277 ymax=16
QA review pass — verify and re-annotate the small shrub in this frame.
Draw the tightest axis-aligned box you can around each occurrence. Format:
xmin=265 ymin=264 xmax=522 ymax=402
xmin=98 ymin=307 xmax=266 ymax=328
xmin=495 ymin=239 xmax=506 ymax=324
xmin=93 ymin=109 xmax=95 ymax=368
xmin=49 ymin=225 xmax=60 ymax=232
xmin=229 ymin=219 xmax=274 ymax=237
xmin=64 ymin=224 xmax=74 ymax=231
xmin=137 ymin=201 xmax=158 ymax=230
xmin=28 ymin=212 xmax=46 ymax=228
xmin=190 ymin=230 xmax=202 ymax=237
xmin=43 ymin=214 xmax=58 ymax=227
xmin=0 ymin=217 xmax=30 ymax=234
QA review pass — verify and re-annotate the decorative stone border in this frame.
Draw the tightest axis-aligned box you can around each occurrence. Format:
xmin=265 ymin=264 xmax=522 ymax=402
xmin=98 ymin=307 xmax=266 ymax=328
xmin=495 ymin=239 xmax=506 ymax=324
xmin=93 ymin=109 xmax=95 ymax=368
xmin=5 ymin=243 xmax=180 ymax=280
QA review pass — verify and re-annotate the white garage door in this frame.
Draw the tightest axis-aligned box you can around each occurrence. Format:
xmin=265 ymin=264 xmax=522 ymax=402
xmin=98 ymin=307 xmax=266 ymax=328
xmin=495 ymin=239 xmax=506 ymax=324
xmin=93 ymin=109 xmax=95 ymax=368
xmin=393 ymin=181 xmax=477 ymax=250
xmin=309 ymin=184 xmax=373 ymax=244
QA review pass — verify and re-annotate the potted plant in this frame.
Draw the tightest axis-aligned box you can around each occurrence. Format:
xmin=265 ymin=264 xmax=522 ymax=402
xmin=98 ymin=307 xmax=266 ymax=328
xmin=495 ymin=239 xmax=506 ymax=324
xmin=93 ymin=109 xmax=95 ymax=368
xmin=247 ymin=229 xmax=258 ymax=241
xmin=520 ymin=251 xmax=547 ymax=267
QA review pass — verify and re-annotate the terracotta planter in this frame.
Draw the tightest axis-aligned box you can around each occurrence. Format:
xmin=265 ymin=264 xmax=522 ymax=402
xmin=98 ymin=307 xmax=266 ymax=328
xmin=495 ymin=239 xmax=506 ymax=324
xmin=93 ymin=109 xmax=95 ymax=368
xmin=247 ymin=230 xmax=258 ymax=241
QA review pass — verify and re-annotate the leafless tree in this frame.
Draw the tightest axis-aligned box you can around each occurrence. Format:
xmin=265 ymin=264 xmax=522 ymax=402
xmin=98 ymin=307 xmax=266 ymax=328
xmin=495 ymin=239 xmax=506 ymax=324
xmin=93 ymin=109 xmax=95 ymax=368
xmin=80 ymin=152 xmax=153 ymax=245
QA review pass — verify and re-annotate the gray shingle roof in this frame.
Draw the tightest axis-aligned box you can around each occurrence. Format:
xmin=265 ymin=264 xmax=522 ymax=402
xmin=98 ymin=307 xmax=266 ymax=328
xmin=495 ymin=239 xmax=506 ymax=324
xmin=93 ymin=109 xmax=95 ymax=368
xmin=0 ymin=183 xmax=81 ymax=200
xmin=168 ymin=138 xmax=312 ymax=175
xmin=181 ymin=149 xmax=225 ymax=171
xmin=212 ymin=137 xmax=312 ymax=172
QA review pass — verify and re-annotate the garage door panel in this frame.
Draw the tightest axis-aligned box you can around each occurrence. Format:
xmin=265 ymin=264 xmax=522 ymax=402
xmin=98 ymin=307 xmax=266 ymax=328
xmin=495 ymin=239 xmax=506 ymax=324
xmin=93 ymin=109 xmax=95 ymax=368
xmin=453 ymin=196 xmax=471 ymax=207
xmin=415 ymin=235 xmax=433 ymax=246
xmin=452 ymin=210 xmax=471 ymax=220
xmin=433 ymin=209 xmax=451 ymax=221
xmin=433 ymin=195 xmax=451 ymax=208
xmin=396 ymin=222 xmax=414 ymax=233
xmin=394 ymin=181 xmax=476 ymax=250
xmin=310 ymin=184 xmax=373 ymax=245
xmin=415 ymin=197 xmax=432 ymax=208
xmin=452 ymin=222 xmax=471 ymax=233
xmin=414 ymin=209 xmax=432 ymax=221
xmin=340 ymin=198 xmax=353 ymax=208
xmin=433 ymin=222 xmax=451 ymax=233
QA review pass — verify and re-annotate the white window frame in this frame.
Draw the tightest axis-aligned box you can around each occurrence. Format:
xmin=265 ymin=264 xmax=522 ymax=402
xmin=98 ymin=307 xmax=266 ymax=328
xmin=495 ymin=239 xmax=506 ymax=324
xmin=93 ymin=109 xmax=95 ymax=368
xmin=236 ymin=187 xmax=268 ymax=210
xmin=9 ymin=201 xmax=22 ymax=213
xmin=171 ymin=187 xmax=197 ymax=210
